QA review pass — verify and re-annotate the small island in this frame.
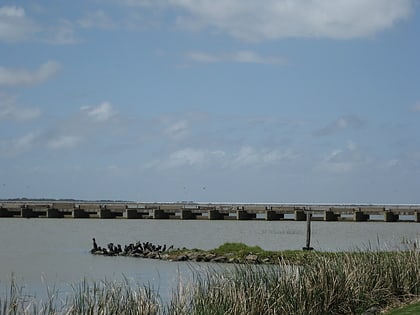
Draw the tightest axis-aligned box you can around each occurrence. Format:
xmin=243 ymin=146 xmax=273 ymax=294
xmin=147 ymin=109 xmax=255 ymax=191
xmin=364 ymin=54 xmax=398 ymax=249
xmin=90 ymin=239 xmax=325 ymax=264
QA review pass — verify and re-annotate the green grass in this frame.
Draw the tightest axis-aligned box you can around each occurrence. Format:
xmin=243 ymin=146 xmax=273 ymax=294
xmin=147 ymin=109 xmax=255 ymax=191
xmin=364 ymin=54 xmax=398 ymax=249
xmin=386 ymin=301 xmax=420 ymax=314
xmin=171 ymin=242 xmax=339 ymax=264
xmin=178 ymin=250 xmax=420 ymax=314
xmin=211 ymin=242 xmax=265 ymax=255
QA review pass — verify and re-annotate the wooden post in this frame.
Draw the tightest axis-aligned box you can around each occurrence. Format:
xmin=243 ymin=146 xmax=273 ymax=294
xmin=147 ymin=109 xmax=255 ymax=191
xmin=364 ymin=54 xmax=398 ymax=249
xmin=303 ymin=212 xmax=314 ymax=250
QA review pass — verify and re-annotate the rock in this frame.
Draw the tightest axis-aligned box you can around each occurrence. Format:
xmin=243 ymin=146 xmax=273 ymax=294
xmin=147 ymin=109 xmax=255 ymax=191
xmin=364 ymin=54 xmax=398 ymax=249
xmin=175 ymin=254 xmax=189 ymax=261
xmin=245 ymin=254 xmax=259 ymax=263
xmin=146 ymin=252 xmax=157 ymax=259
xmin=203 ymin=254 xmax=216 ymax=262
xmin=187 ymin=252 xmax=198 ymax=260
xmin=211 ymin=256 xmax=227 ymax=263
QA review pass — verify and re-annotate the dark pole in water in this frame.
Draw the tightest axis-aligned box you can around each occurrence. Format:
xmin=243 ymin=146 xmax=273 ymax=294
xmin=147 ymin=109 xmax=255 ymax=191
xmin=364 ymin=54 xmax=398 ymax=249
xmin=303 ymin=211 xmax=314 ymax=250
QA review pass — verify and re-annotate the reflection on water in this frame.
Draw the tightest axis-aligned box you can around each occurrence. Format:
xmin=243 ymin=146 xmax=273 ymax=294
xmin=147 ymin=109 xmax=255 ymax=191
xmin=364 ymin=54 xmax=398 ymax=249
xmin=0 ymin=218 xmax=419 ymax=298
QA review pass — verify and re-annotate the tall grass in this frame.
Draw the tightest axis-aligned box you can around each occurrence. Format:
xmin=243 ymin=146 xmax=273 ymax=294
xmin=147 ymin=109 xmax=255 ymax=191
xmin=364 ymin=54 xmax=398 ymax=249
xmin=0 ymin=278 xmax=161 ymax=315
xmin=180 ymin=250 xmax=420 ymax=314
xmin=1 ymin=250 xmax=420 ymax=314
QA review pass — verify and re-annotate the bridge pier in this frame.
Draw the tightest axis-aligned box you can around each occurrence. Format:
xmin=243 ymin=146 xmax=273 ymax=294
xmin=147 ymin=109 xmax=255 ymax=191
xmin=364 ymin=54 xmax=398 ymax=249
xmin=98 ymin=209 xmax=115 ymax=219
xmin=265 ymin=210 xmax=284 ymax=221
xmin=208 ymin=210 xmax=224 ymax=220
xmin=324 ymin=211 xmax=339 ymax=221
xmin=0 ymin=207 xmax=11 ymax=217
xmin=384 ymin=211 xmax=399 ymax=222
xmin=124 ymin=209 xmax=140 ymax=219
xmin=236 ymin=210 xmax=255 ymax=220
xmin=353 ymin=211 xmax=369 ymax=222
xmin=153 ymin=209 xmax=169 ymax=219
xmin=46 ymin=208 xmax=63 ymax=218
xmin=294 ymin=210 xmax=306 ymax=221
xmin=415 ymin=212 xmax=420 ymax=223
xmin=21 ymin=207 xmax=36 ymax=218
xmin=181 ymin=210 xmax=197 ymax=219
xmin=72 ymin=209 xmax=89 ymax=218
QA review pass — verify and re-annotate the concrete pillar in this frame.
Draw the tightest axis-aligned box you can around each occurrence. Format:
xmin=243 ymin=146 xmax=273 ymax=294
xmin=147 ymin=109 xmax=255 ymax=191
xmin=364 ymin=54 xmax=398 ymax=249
xmin=124 ymin=209 xmax=139 ymax=219
xmin=153 ymin=209 xmax=169 ymax=219
xmin=72 ymin=209 xmax=89 ymax=218
xmin=415 ymin=212 xmax=420 ymax=223
xmin=98 ymin=209 xmax=114 ymax=219
xmin=353 ymin=211 xmax=369 ymax=222
xmin=21 ymin=207 xmax=35 ymax=218
xmin=0 ymin=207 xmax=11 ymax=217
xmin=208 ymin=210 xmax=223 ymax=220
xmin=265 ymin=210 xmax=284 ymax=221
xmin=46 ymin=208 xmax=63 ymax=218
xmin=294 ymin=210 xmax=306 ymax=221
xmin=384 ymin=211 xmax=398 ymax=222
xmin=236 ymin=210 xmax=255 ymax=220
xmin=324 ymin=211 xmax=338 ymax=221
xmin=181 ymin=210 xmax=196 ymax=219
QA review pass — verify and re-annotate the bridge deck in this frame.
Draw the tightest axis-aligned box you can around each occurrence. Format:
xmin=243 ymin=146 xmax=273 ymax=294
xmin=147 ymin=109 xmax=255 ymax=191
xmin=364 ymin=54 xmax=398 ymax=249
xmin=1 ymin=202 xmax=419 ymax=222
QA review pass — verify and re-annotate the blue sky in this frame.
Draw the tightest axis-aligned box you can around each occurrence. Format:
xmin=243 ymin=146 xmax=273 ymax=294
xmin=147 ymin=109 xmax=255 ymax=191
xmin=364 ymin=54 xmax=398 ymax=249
xmin=1 ymin=0 xmax=419 ymax=203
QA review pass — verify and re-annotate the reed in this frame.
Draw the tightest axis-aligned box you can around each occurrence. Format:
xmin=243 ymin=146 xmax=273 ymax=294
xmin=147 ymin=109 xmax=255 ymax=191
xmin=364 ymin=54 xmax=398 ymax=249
xmin=179 ymin=250 xmax=420 ymax=314
xmin=0 ymin=278 xmax=161 ymax=315
xmin=1 ymin=249 xmax=420 ymax=314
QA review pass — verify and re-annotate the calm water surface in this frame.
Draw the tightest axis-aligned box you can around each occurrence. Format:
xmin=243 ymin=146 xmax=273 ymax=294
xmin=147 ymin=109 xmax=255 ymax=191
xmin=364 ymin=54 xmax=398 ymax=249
xmin=1 ymin=218 xmax=419 ymax=298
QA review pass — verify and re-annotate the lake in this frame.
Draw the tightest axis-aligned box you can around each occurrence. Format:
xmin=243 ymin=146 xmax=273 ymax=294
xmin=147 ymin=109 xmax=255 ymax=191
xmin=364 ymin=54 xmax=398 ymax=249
xmin=1 ymin=218 xmax=419 ymax=300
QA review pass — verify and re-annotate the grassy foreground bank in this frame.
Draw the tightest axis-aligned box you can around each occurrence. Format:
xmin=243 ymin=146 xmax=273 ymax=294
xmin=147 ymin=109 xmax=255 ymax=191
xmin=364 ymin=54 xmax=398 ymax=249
xmin=386 ymin=300 xmax=420 ymax=314
xmin=1 ymin=243 xmax=420 ymax=314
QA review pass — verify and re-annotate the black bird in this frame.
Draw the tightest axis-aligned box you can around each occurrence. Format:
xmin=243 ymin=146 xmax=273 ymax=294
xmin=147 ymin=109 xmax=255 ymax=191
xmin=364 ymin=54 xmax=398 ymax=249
xmin=92 ymin=238 xmax=98 ymax=251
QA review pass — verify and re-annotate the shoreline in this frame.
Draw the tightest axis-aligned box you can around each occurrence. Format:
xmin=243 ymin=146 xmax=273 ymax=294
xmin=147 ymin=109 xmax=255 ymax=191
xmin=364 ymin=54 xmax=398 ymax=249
xmin=90 ymin=241 xmax=419 ymax=265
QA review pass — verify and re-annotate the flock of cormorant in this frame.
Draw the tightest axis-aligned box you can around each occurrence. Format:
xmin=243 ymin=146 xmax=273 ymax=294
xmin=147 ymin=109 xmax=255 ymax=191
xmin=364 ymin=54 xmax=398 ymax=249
xmin=91 ymin=238 xmax=174 ymax=257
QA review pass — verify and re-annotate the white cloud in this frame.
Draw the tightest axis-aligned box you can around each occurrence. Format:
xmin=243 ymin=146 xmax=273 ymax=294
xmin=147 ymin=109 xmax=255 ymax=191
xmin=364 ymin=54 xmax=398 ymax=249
xmin=186 ymin=50 xmax=286 ymax=64
xmin=187 ymin=52 xmax=220 ymax=63
xmin=314 ymin=115 xmax=364 ymax=136
xmin=148 ymin=146 xmax=295 ymax=170
xmin=232 ymin=146 xmax=295 ymax=168
xmin=0 ymin=61 xmax=60 ymax=86
xmin=0 ymin=131 xmax=40 ymax=158
xmin=47 ymin=135 xmax=81 ymax=150
xmin=77 ymin=11 xmax=116 ymax=30
xmin=44 ymin=20 xmax=78 ymax=45
xmin=0 ymin=6 xmax=78 ymax=45
xmin=0 ymin=93 xmax=41 ymax=122
xmin=0 ymin=6 xmax=25 ymax=18
xmin=315 ymin=142 xmax=365 ymax=174
xmin=164 ymin=120 xmax=189 ymax=140
xmin=121 ymin=0 xmax=414 ymax=40
xmin=167 ymin=148 xmax=207 ymax=167
xmin=148 ymin=148 xmax=215 ymax=170
xmin=81 ymin=102 xmax=118 ymax=122
xmin=0 ymin=5 xmax=39 ymax=42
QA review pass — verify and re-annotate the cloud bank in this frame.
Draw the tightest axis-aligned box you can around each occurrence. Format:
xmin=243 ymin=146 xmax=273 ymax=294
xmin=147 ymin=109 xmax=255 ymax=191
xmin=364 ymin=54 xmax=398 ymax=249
xmin=0 ymin=5 xmax=38 ymax=42
xmin=120 ymin=0 xmax=413 ymax=40
xmin=0 ymin=93 xmax=41 ymax=122
xmin=186 ymin=50 xmax=286 ymax=64
xmin=0 ymin=61 xmax=60 ymax=86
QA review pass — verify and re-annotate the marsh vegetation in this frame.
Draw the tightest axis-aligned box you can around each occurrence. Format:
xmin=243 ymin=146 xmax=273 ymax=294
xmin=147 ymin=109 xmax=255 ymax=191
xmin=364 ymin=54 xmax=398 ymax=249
xmin=2 ymin=243 xmax=420 ymax=314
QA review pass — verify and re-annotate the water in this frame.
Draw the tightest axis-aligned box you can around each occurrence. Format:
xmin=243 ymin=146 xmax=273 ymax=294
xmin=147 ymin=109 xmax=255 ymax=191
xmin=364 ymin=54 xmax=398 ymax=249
xmin=1 ymin=218 xmax=419 ymax=300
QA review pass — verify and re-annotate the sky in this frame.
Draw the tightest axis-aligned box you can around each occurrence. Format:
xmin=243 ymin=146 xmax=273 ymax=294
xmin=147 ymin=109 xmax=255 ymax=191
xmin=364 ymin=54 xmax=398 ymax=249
xmin=0 ymin=0 xmax=420 ymax=204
